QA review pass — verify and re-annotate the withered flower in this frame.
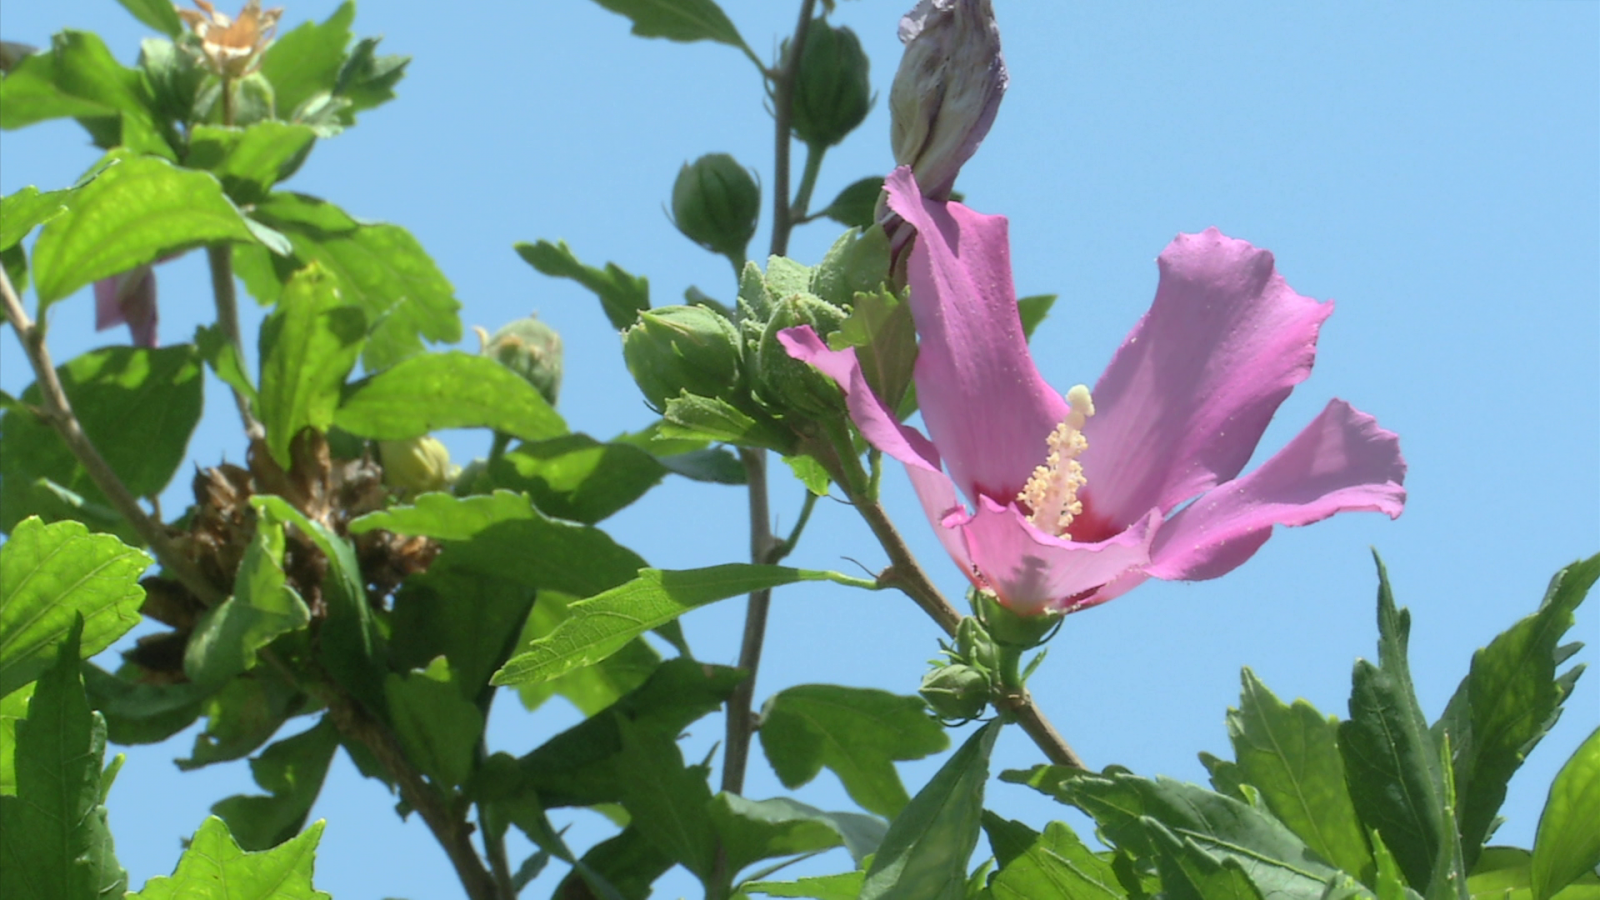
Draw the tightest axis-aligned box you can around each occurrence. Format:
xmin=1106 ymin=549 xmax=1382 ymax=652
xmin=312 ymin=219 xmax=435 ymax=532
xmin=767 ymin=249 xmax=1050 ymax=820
xmin=177 ymin=0 xmax=283 ymax=79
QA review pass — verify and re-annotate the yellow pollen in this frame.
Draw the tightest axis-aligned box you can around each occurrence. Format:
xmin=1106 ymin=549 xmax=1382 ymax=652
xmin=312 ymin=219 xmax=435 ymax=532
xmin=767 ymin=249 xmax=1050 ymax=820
xmin=1018 ymin=385 xmax=1094 ymax=538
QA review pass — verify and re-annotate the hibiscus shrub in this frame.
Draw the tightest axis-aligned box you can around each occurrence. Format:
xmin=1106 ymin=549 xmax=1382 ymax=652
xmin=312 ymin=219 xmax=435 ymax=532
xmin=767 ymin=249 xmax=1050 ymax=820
xmin=1 ymin=2 xmax=1596 ymax=900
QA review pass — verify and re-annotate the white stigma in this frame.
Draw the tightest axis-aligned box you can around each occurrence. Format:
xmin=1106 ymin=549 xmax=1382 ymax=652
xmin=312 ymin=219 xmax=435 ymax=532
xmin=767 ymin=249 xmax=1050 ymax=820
xmin=1018 ymin=385 xmax=1094 ymax=538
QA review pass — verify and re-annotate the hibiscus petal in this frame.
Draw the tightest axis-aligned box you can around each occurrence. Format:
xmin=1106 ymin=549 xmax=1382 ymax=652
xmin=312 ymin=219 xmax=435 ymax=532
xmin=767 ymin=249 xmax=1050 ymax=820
xmin=963 ymin=495 xmax=1159 ymax=616
xmin=94 ymin=277 xmax=125 ymax=330
xmin=883 ymin=167 xmax=1069 ymax=507
xmin=779 ymin=324 xmax=973 ymax=572
xmin=1145 ymin=399 xmax=1406 ymax=581
xmin=1080 ymin=228 xmax=1332 ymax=528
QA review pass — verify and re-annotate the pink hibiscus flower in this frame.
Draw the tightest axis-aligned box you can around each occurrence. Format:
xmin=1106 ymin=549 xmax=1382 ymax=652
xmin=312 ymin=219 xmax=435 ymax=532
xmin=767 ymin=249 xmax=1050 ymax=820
xmin=781 ymin=167 xmax=1406 ymax=616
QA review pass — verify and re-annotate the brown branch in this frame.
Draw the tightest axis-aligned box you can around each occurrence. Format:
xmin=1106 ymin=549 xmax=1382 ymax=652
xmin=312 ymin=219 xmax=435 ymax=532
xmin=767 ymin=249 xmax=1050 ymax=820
xmin=1 ymin=266 xmax=225 ymax=608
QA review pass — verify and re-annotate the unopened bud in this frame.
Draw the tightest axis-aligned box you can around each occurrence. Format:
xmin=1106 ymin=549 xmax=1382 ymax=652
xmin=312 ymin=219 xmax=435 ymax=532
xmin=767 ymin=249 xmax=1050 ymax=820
xmin=484 ymin=315 xmax=563 ymax=406
xmin=920 ymin=664 xmax=991 ymax=720
xmin=789 ymin=20 xmax=873 ymax=149
xmin=622 ymin=305 xmax=745 ymax=411
xmin=757 ymin=293 xmax=847 ymax=418
xmin=888 ymin=0 xmax=1007 ymax=200
xmin=671 ymin=154 xmax=761 ymax=265
xmin=380 ymin=436 xmax=455 ymax=496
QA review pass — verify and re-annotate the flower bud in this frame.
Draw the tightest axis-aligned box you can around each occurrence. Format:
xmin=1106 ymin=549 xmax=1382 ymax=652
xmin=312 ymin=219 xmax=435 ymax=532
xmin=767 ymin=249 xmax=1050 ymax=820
xmin=757 ymin=293 xmax=847 ymax=418
xmin=888 ymin=0 xmax=1007 ymax=200
xmin=789 ymin=21 xmax=873 ymax=149
xmin=919 ymin=664 xmax=991 ymax=720
xmin=975 ymin=589 xmax=1062 ymax=649
xmin=622 ymin=305 xmax=745 ymax=411
xmin=380 ymin=436 xmax=456 ymax=496
xmin=955 ymin=615 xmax=999 ymax=673
xmin=671 ymin=154 xmax=761 ymax=265
xmin=484 ymin=315 xmax=564 ymax=406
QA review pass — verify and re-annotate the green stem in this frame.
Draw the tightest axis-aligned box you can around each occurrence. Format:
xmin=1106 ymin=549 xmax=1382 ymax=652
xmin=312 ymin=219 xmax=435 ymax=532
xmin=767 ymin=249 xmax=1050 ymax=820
xmin=206 ymin=243 xmax=262 ymax=438
xmin=791 ymin=142 xmax=826 ymax=222
xmin=772 ymin=489 xmax=820 ymax=563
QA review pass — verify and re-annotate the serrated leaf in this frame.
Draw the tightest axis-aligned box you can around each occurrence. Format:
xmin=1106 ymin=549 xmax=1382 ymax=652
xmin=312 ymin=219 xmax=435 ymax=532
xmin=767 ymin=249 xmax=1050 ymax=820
xmin=990 ymin=820 xmax=1122 ymax=900
xmin=187 ymin=122 xmax=318 ymax=205
xmin=0 ymin=619 xmax=126 ymax=900
xmin=114 ymin=0 xmax=184 ymax=36
xmin=211 ymin=717 xmax=339 ymax=851
xmin=1148 ymin=825 xmax=1267 ymax=900
xmin=1 ymin=344 xmax=204 ymax=534
xmin=488 ymin=433 xmax=666 ymax=524
xmin=129 ymin=816 xmax=329 ymax=899
xmin=1003 ymin=767 xmax=1341 ymax=899
xmin=1 ymin=185 xmax=74 ymax=252
xmin=257 ymin=263 xmax=366 ymax=467
xmin=177 ymin=671 xmax=302 ymax=771
xmin=1468 ymin=847 xmax=1600 ymax=900
xmin=662 ymin=392 xmax=797 ymax=454
xmin=1227 ymin=668 xmax=1373 ymax=879
xmin=194 ymin=322 xmax=259 ymax=409
xmin=612 ymin=719 xmax=718 ymax=881
xmin=1533 ymin=726 xmax=1600 ymax=900
xmin=822 ymin=177 xmax=884 ymax=229
xmin=348 ymin=488 xmax=532 ymax=540
xmin=861 ymin=721 xmax=998 ymax=900
xmin=493 ymin=565 xmax=875 ymax=688
xmin=1435 ymin=553 xmax=1597 ymax=869
xmin=588 ymin=0 xmax=754 ymax=56
xmin=981 ymin=811 xmax=1039 ymax=871
xmin=745 ymin=870 xmax=865 ymax=900
xmin=713 ymin=795 xmax=885 ymax=876
xmin=510 ymin=590 xmax=658 ymax=716
xmin=828 ymin=285 xmax=917 ymax=413
xmin=389 ymin=557 xmax=535 ymax=704
xmin=182 ymin=511 xmax=310 ymax=688
xmin=260 ymin=1 xmax=354 ymax=119
xmin=385 ymin=661 xmax=484 ymax=789
xmin=1339 ymin=555 xmax=1459 ymax=895
xmin=759 ymin=685 xmax=948 ymax=819
xmin=0 ymin=518 xmax=146 ymax=697
xmin=335 ymin=350 xmax=565 ymax=442
xmin=0 ymin=32 xmax=171 ymax=158
xmin=782 ymin=454 xmax=830 ymax=496
xmin=31 ymin=152 xmax=254 ymax=307
xmin=82 ymin=663 xmax=212 ymax=746
xmin=235 ymin=192 xmax=461 ymax=369
xmin=515 ymin=239 xmax=649 ymax=331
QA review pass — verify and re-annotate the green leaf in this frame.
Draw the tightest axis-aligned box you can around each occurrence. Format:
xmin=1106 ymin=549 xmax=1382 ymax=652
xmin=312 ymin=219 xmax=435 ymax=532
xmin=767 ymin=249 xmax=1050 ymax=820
xmin=114 ymin=0 xmax=185 ymax=36
xmin=503 ymin=659 xmax=741 ymax=810
xmin=715 ymin=794 xmax=886 ymax=877
xmin=349 ymin=488 xmax=533 ymax=541
xmin=332 ymin=37 xmax=409 ymax=118
xmin=336 ymin=351 xmax=565 ymax=443
xmin=490 ymin=434 xmax=667 ymax=524
xmin=861 ymin=721 xmax=999 ymax=900
xmin=389 ymin=557 xmax=535 ymax=703
xmin=234 ymin=192 xmax=461 ymax=370
xmin=821 ymin=177 xmax=884 ymax=229
xmin=1 ymin=185 xmax=74 ymax=252
xmin=211 ymin=718 xmax=340 ymax=851
xmin=990 ymin=820 xmax=1122 ymax=900
xmin=555 ymin=826 xmax=674 ymax=900
xmin=980 ymin=811 xmax=1040 ymax=871
xmin=759 ymin=685 xmax=949 ymax=819
xmin=0 ymin=619 xmax=126 ymax=900
xmin=782 ymin=454 xmax=831 ymax=496
xmin=177 ymin=671 xmax=303 ymax=770
xmin=260 ymin=1 xmax=355 ymax=119
xmin=1533 ymin=726 xmax=1600 ymax=900
xmin=1003 ymin=767 xmax=1341 ymax=898
xmin=1147 ymin=826 xmax=1267 ymax=900
xmin=1468 ymin=847 xmax=1600 ymax=900
xmin=510 ymin=590 xmax=658 ymax=716
xmin=1435 ymin=553 xmax=1596 ymax=868
xmin=187 ymin=122 xmax=319 ymax=205
xmin=515 ymin=239 xmax=649 ymax=331
xmin=492 ymin=565 xmax=876 ymax=688
xmin=1017 ymin=294 xmax=1056 ymax=340
xmin=662 ymin=392 xmax=797 ymax=454
xmin=31 ymin=152 xmax=256 ymax=306
xmin=129 ymin=816 xmax=329 ymax=900
xmin=588 ymin=0 xmax=755 ymax=58
xmin=82 ymin=663 xmax=211 ymax=746
xmin=0 ymin=517 xmax=146 ymax=697
xmin=385 ymin=660 xmax=485 ymax=789
xmin=1227 ymin=668 xmax=1374 ymax=879
xmin=0 ymin=32 xmax=170 ymax=158
xmin=612 ymin=719 xmax=718 ymax=881
xmin=257 ymin=263 xmax=367 ymax=468
xmin=249 ymin=496 xmax=384 ymax=711
xmin=1 ymin=344 xmax=204 ymax=534
xmin=745 ymin=870 xmax=865 ymax=900
xmin=0 ymin=683 xmax=34 ymax=796
xmin=195 ymin=322 xmax=259 ymax=410
xmin=182 ymin=510 xmax=311 ymax=688
xmin=1339 ymin=555 xmax=1460 ymax=895
xmin=828 ymin=285 xmax=917 ymax=414
xmin=614 ymin=424 xmax=747 ymax=484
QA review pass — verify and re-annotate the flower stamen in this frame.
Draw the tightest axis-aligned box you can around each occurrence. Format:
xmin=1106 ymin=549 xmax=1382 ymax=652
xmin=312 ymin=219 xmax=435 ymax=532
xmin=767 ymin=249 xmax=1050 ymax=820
xmin=1018 ymin=384 xmax=1094 ymax=538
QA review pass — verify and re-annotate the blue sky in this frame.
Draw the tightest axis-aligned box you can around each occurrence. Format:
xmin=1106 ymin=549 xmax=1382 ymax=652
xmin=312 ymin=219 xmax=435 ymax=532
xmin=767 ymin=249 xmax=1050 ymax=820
xmin=2 ymin=2 xmax=1596 ymax=898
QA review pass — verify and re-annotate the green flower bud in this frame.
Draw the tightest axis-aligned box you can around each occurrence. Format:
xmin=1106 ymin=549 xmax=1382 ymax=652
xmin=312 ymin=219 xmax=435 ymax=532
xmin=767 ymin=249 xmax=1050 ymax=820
xmin=483 ymin=315 xmax=564 ymax=406
xmin=671 ymin=153 xmax=760 ymax=265
xmin=379 ymin=436 xmax=456 ymax=495
xmin=756 ymin=292 xmax=847 ymax=418
xmin=955 ymin=615 xmax=999 ymax=673
xmin=622 ymin=305 xmax=745 ymax=411
xmin=889 ymin=0 xmax=1007 ymax=200
xmin=919 ymin=664 xmax=991 ymax=720
xmin=789 ymin=20 xmax=873 ymax=149
xmin=975 ymin=589 xmax=1062 ymax=649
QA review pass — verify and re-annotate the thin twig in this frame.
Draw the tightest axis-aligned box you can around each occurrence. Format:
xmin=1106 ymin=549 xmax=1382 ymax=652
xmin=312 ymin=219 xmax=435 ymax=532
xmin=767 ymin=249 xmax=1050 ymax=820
xmin=1 ymin=267 xmax=225 ymax=608
xmin=206 ymin=243 xmax=264 ymax=439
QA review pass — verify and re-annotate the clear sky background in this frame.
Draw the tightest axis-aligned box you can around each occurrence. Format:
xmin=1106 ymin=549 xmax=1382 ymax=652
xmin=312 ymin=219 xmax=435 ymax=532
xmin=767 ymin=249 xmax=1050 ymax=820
xmin=2 ymin=2 xmax=1596 ymax=898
